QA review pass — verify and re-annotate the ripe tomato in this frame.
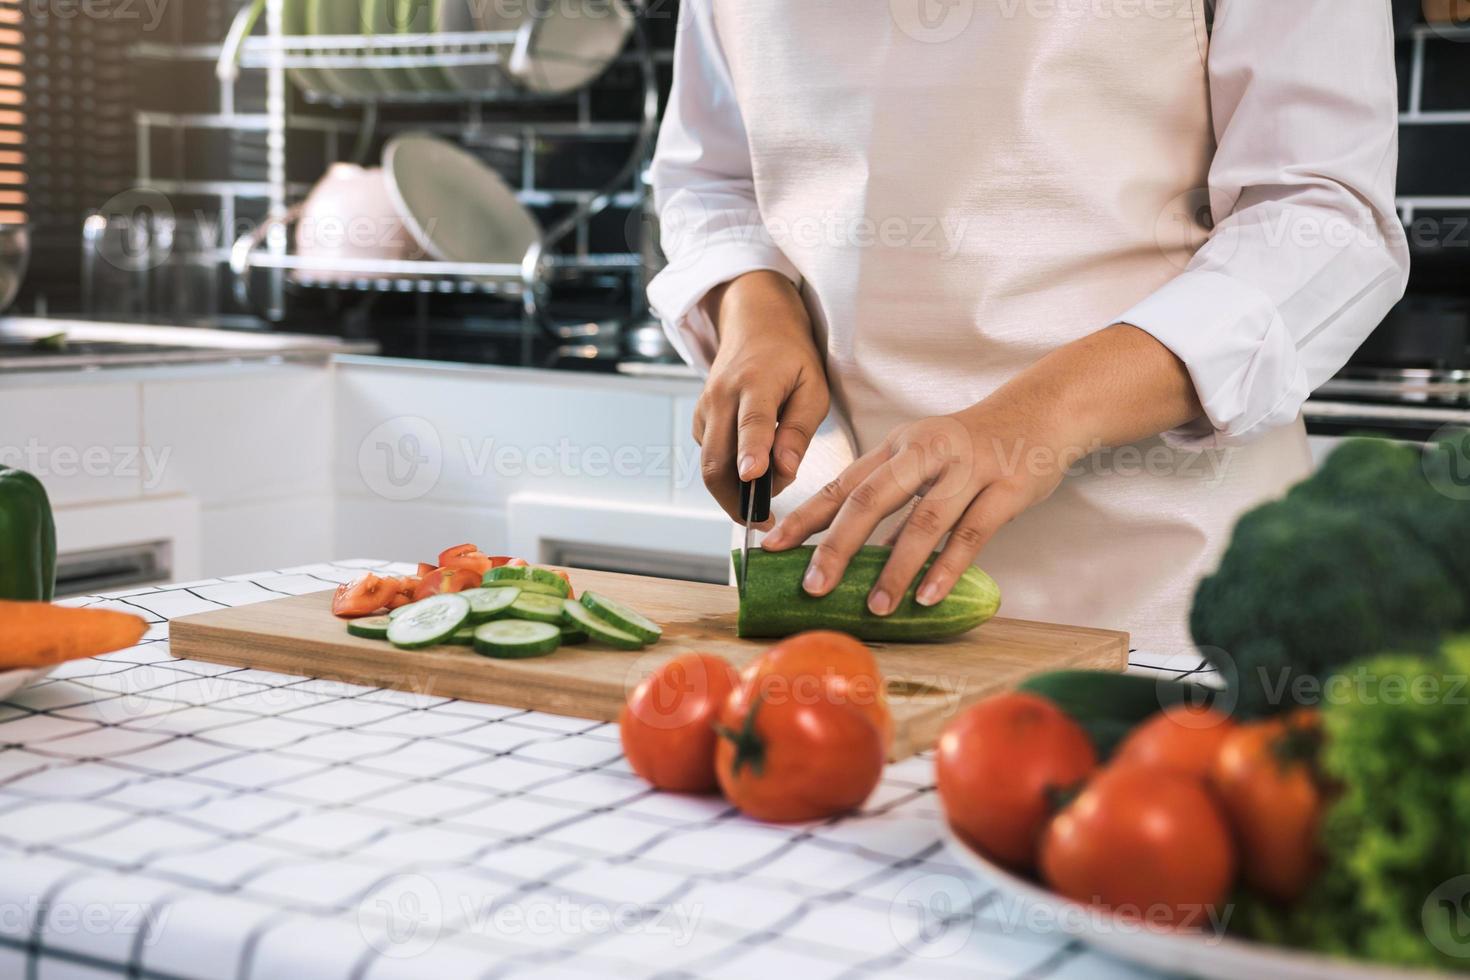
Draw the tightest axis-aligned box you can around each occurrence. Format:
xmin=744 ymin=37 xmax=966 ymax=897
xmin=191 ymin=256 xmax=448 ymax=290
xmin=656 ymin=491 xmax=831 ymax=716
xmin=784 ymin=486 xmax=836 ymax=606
xmin=936 ymin=693 xmax=1096 ymax=871
xmin=620 ymin=654 xmax=740 ymax=793
xmin=1209 ymin=710 xmax=1324 ymax=903
xmin=715 ymin=682 xmax=884 ymax=823
xmin=412 ymin=566 xmax=482 ymax=601
xmin=1040 ymin=764 xmax=1237 ymax=927
xmin=332 ymin=574 xmax=394 ymax=617
xmin=740 ymin=630 xmax=893 ymax=751
xmin=1115 ymin=705 xmax=1235 ymax=780
xmin=417 ymin=562 xmax=438 ymax=578
xmin=438 ymin=544 xmax=494 ymax=577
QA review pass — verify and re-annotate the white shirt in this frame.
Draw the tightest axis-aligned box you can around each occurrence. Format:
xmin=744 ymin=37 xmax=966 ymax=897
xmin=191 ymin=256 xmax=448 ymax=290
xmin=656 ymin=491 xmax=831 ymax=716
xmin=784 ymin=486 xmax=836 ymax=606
xmin=648 ymin=0 xmax=1409 ymax=448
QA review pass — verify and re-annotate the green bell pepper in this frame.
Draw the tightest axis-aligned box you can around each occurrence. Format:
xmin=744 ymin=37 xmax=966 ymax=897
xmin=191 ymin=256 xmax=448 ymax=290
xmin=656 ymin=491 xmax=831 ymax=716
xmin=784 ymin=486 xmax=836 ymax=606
xmin=0 ymin=466 xmax=56 ymax=601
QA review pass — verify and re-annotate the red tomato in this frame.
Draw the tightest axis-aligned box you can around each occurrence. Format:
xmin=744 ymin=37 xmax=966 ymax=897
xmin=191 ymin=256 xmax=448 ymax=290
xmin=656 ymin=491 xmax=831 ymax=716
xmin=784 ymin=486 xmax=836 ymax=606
xmin=1115 ymin=705 xmax=1236 ymax=780
xmin=1209 ymin=710 xmax=1324 ymax=903
xmin=485 ymin=556 xmax=516 ymax=570
xmin=332 ymin=574 xmax=394 ymax=618
xmin=386 ymin=592 xmax=414 ymax=610
xmin=505 ymin=558 xmax=529 ymax=568
xmin=936 ymin=693 xmax=1096 ymax=871
xmin=740 ymin=630 xmax=893 ymax=751
xmin=417 ymin=562 xmax=437 ymax=578
xmin=620 ymin=654 xmax=740 ymax=793
xmin=412 ymin=566 xmax=482 ymax=601
xmin=437 ymin=544 xmax=494 ymax=577
xmin=715 ymin=681 xmax=884 ymax=823
xmin=1040 ymin=764 xmax=1237 ymax=928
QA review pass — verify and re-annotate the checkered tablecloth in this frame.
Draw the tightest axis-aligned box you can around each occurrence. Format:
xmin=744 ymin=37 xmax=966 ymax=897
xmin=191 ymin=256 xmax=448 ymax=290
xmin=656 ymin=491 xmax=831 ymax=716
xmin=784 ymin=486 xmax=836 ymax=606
xmin=0 ymin=561 xmax=1204 ymax=980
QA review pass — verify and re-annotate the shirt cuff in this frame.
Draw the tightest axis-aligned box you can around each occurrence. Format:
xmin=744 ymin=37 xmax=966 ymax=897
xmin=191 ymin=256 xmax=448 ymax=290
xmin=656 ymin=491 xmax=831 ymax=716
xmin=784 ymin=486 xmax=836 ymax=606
xmin=647 ymin=242 xmax=802 ymax=374
xmin=1117 ymin=270 xmax=1312 ymax=452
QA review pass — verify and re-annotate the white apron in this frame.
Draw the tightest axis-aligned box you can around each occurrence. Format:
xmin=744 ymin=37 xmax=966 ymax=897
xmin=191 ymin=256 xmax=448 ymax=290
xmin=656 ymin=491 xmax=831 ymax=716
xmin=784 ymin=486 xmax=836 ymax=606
xmin=715 ymin=0 xmax=1312 ymax=652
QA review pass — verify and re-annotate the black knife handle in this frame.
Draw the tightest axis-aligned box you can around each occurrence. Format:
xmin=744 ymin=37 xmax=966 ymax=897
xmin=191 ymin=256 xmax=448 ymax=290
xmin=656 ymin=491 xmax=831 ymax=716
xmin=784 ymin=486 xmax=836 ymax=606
xmin=740 ymin=454 xmax=775 ymax=524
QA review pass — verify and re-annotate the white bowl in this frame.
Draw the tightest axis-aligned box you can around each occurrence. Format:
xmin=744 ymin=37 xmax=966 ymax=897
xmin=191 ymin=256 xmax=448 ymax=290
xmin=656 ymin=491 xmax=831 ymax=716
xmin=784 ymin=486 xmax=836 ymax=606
xmin=297 ymin=163 xmax=421 ymax=280
xmin=0 ymin=666 xmax=52 ymax=703
xmin=941 ymin=823 xmax=1436 ymax=980
xmin=499 ymin=0 xmax=634 ymax=96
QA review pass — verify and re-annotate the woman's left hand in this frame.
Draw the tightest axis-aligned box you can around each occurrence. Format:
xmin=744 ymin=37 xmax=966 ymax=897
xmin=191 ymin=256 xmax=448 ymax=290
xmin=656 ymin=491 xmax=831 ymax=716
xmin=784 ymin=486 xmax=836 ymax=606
xmin=759 ymin=399 xmax=1078 ymax=614
xmin=758 ymin=323 xmax=1207 ymax=614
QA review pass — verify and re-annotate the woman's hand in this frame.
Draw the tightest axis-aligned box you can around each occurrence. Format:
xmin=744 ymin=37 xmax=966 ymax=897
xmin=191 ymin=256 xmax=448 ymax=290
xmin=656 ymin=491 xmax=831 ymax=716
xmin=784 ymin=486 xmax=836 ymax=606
xmin=694 ymin=271 xmax=830 ymax=523
xmin=760 ymin=323 xmax=1204 ymax=613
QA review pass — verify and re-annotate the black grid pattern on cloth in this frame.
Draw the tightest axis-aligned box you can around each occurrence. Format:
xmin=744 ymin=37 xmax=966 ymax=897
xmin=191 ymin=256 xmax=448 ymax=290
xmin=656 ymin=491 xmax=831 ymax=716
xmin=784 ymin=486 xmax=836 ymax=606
xmin=0 ymin=560 xmax=1188 ymax=980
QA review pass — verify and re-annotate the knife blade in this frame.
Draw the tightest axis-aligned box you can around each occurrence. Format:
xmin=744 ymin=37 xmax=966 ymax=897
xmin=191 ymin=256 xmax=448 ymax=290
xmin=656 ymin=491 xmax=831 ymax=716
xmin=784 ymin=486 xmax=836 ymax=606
xmin=739 ymin=455 xmax=774 ymax=596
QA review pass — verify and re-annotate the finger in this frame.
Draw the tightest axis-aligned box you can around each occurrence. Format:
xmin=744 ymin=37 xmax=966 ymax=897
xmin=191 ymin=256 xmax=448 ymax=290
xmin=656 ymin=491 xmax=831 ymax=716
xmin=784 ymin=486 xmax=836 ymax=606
xmin=771 ymin=377 xmax=829 ymax=496
xmin=761 ymin=445 xmax=888 ymax=552
xmin=804 ymin=455 xmax=942 ymax=597
xmin=691 ymin=401 xmax=707 ymax=447
xmin=735 ymin=388 xmax=780 ymax=483
xmin=867 ymin=470 xmax=975 ymax=615
xmin=916 ymin=483 xmax=1028 ymax=606
xmin=699 ymin=401 xmax=744 ymax=521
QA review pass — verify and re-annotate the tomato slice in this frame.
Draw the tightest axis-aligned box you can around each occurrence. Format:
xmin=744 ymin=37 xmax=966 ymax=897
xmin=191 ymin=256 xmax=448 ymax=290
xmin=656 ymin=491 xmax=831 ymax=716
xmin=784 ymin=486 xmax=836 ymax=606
xmin=386 ymin=591 xmax=414 ymax=610
xmin=438 ymin=544 xmax=480 ymax=566
xmin=412 ymin=566 xmax=483 ymax=602
xmin=417 ymin=562 xmax=437 ymax=578
xmin=552 ymin=568 xmax=575 ymax=600
xmin=332 ymin=574 xmax=393 ymax=618
xmin=485 ymin=555 xmax=515 ymax=570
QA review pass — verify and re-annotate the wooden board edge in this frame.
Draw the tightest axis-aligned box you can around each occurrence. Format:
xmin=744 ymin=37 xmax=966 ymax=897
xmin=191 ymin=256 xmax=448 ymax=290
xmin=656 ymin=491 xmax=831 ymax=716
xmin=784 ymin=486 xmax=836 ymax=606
xmin=887 ymin=629 xmax=1130 ymax=760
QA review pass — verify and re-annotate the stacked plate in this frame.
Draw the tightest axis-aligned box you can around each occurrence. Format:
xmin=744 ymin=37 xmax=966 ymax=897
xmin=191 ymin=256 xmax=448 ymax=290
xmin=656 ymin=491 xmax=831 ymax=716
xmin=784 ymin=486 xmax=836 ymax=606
xmin=286 ymin=0 xmax=634 ymax=100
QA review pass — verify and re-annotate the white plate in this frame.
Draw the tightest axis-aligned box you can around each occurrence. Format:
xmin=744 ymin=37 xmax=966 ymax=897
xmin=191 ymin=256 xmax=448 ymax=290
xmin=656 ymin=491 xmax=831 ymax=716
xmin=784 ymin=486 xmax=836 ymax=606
xmin=438 ymin=0 xmax=497 ymax=94
xmin=307 ymin=0 xmax=387 ymax=98
xmin=941 ymin=823 xmax=1435 ymax=980
xmin=382 ymin=133 xmax=541 ymax=265
xmin=0 ymin=666 xmax=52 ymax=703
xmin=502 ymin=0 xmax=634 ymax=96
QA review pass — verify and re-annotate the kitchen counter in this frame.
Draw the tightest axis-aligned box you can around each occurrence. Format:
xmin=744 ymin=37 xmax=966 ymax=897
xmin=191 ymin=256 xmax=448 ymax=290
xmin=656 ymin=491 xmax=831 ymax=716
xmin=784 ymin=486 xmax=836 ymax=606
xmin=0 ymin=561 xmax=1199 ymax=979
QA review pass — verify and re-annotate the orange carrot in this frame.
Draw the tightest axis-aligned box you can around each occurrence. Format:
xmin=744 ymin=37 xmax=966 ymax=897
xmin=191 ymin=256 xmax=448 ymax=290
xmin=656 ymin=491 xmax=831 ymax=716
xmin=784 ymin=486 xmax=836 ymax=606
xmin=0 ymin=601 xmax=149 ymax=668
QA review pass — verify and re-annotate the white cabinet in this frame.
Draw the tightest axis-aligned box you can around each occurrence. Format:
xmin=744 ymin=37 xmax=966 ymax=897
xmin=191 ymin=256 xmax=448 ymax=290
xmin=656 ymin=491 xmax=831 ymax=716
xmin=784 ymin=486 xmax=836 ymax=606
xmin=0 ymin=377 xmax=144 ymax=506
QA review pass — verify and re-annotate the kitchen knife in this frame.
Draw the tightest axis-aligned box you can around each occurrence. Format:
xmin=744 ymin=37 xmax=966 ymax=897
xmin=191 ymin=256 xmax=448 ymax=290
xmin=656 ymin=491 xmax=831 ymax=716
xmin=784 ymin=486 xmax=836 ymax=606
xmin=739 ymin=456 xmax=774 ymax=596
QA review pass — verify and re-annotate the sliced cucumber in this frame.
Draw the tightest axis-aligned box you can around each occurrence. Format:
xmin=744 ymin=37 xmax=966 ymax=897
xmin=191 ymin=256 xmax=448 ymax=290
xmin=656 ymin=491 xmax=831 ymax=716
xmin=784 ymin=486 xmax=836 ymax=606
xmin=346 ymin=615 xmax=393 ymax=640
xmin=447 ymin=626 xmax=477 ymax=646
xmin=560 ymin=625 xmax=589 ymax=646
xmin=461 ymin=586 xmax=521 ymax=623
xmin=388 ymin=601 xmax=416 ymax=620
xmin=508 ymin=592 xmax=567 ymax=624
xmin=473 ymin=620 xmax=561 ymax=659
xmin=561 ymin=599 xmax=644 ymax=650
xmin=484 ymin=565 xmax=531 ymax=584
xmin=529 ymin=567 xmax=571 ymax=598
xmin=579 ymin=591 xmax=662 ymax=644
xmin=387 ymin=593 xmax=470 ymax=650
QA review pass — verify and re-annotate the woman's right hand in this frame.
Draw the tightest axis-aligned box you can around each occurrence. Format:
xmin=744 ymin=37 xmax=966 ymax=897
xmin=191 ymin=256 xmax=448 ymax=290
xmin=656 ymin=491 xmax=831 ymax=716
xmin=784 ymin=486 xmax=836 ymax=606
xmin=693 ymin=270 xmax=831 ymax=524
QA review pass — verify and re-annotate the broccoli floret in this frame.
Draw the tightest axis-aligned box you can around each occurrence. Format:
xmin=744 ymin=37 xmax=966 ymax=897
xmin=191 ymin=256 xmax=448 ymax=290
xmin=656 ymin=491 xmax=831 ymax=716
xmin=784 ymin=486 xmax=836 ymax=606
xmin=1190 ymin=496 xmax=1463 ymax=717
xmin=1234 ymin=642 xmax=1470 ymax=971
xmin=1290 ymin=436 xmax=1470 ymax=594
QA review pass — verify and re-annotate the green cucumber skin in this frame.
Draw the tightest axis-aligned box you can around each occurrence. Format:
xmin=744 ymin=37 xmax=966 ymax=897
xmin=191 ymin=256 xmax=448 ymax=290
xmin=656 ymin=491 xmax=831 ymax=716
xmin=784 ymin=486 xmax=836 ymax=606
xmin=732 ymin=545 xmax=1000 ymax=642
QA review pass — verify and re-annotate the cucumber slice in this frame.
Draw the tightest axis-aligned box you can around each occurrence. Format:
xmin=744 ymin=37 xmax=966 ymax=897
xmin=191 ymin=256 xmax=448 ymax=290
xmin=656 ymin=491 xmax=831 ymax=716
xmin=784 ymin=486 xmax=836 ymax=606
xmin=484 ymin=565 xmax=531 ymax=584
xmin=461 ymin=586 xmax=521 ymax=623
xmin=579 ymin=591 xmax=662 ymax=644
xmin=561 ymin=599 xmax=644 ymax=650
xmin=387 ymin=593 xmax=470 ymax=650
xmin=508 ymin=592 xmax=567 ymax=624
xmin=388 ymin=601 xmax=416 ymax=620
xmin=346 ymin=615 xmax=393 ymax=640
xmin=447 ymin=626 xmax=477 ymax=646
xmin=528 ymin=567 xmax=571 ymax=598
xmin=472 ymin=620 xmax=561 ymax=659
xmin=560 ymin=625 xmax=589 ymax=646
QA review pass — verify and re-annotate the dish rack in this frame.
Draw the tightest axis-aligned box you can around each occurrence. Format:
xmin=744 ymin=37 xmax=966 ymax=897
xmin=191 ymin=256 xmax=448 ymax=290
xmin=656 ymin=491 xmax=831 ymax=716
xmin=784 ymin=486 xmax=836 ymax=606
xmin=216 ymin=0 xmax=659 ymax=343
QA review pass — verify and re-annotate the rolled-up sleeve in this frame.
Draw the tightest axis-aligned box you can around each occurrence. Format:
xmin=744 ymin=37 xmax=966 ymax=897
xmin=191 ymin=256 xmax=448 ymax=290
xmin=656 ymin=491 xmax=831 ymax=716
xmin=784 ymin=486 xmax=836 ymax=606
xmin=646 ymin=0 xmax=800 ymax=373
xmin=1118 ymin=0 xmax=1409 ymax=450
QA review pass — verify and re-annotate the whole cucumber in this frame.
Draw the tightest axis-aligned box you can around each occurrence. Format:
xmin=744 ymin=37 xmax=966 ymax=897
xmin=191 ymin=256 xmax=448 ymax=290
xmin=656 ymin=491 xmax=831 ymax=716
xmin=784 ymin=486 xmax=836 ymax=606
xmin=733 ymin=545 xmax=1000 ymax=641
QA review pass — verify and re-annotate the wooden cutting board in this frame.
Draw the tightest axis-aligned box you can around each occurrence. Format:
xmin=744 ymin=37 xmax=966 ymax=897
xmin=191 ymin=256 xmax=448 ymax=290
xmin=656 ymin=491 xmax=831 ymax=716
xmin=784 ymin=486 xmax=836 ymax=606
xmin=169 ymin=568 xmax=1128 ymax=759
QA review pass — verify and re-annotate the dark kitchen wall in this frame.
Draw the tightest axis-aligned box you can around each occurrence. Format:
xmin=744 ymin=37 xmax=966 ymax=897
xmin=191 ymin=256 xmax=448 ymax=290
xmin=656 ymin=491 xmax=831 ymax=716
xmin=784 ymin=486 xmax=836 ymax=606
xmin=18 ymin=2 xmax=143 ymax=313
